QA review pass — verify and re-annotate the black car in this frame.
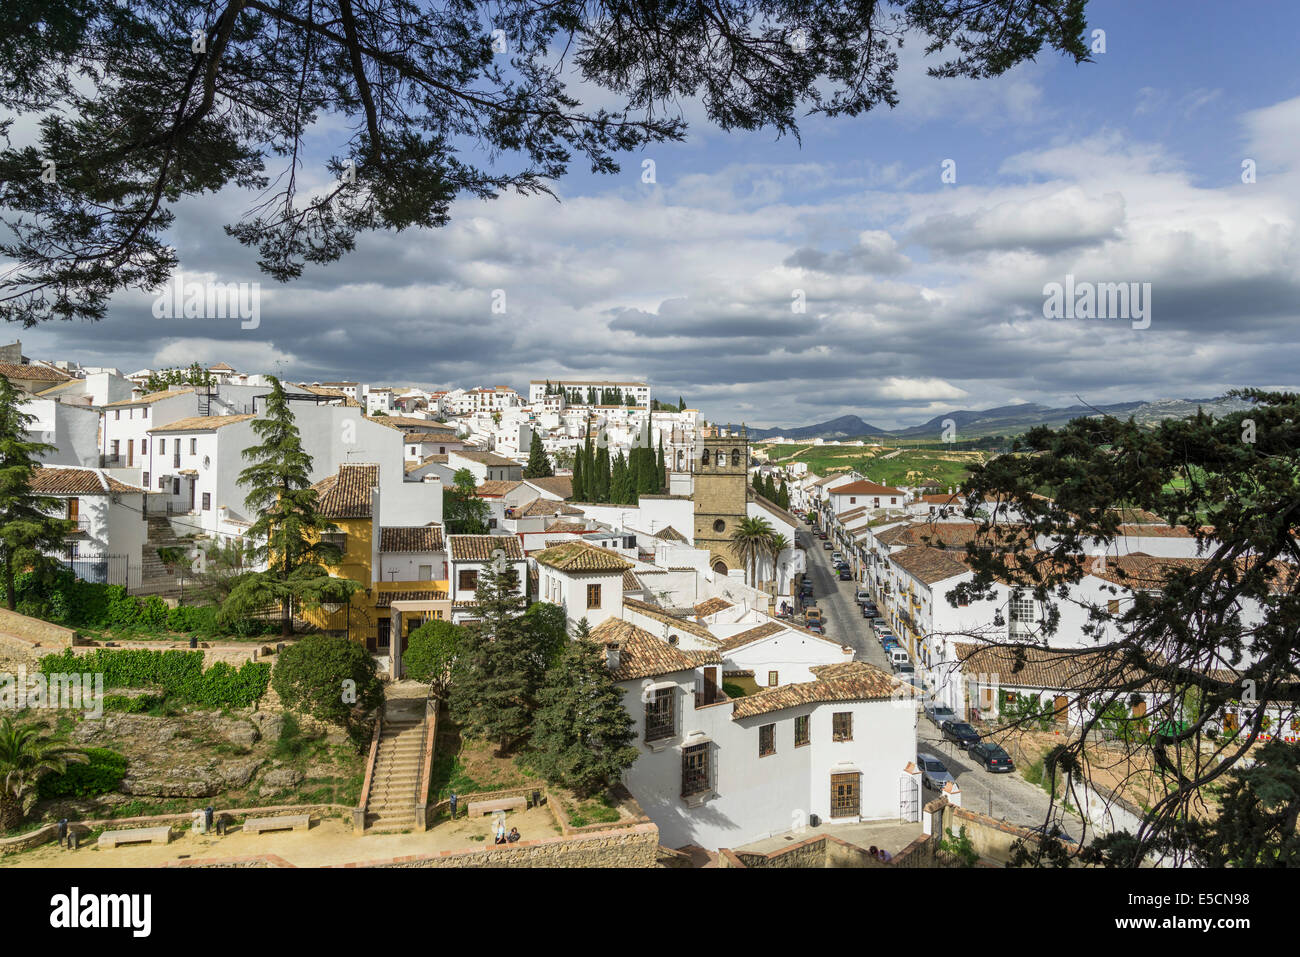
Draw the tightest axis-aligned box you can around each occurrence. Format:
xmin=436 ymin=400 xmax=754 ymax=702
xmin=969 ymin=741 xmax=1015 ymax=772
xmin=940 ymin=720 xmax=981 ymax=750
xmin=838 ymin=569 xmax=852 ymax=581
xmin=860 ymin=604 xmax=875 ymax=618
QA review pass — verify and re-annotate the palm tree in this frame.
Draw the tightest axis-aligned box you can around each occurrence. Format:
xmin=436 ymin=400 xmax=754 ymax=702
xmin=0 ymin=717 xmax=87 ymax=832
xmin=730 ymin=517 xmax=775 ymax=588
xmin=768 ymin=533 xmax=791 ymax=590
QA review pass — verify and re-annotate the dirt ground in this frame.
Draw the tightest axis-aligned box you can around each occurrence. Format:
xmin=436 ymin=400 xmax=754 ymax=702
xmin=2 ymin=804 xmax=560 ymax=868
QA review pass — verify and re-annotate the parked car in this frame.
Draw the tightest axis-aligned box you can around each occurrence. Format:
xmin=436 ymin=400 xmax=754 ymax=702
xmin=924 ymin=703 xmax=958 ymax=727
xmin=804 ymin=608 xmax=823 ymax=624
xmin=894 ymin=662 xmax=915 ymax=677
xmin=806 ymin=620 xmax=825 ymax=635
xmin=917 ymin=752 xmax=955 ymax=792
xmin=940 ymin=720 xmax=981 ymax=750
xmin=838 ymin=569 xmax=852 ymax=581
xmin=887 ymin=647 xmax=910 ymax=668
xmin=831 ymin=551 xmax=843 ymax=562
xmin=817 ymin=531 xmax=829 ymax=540
xmin=871 ymin=617 xmax=888 ymax=630
xmin=969 ymin=741 xmax=1015 ymax=773
xmin=860 ymin=604 xmax=876 ymax=619
xmin=821 ymin=540 xmax=832 ymax=549
xmin=854 ymin=589 xmax=872 ymax=604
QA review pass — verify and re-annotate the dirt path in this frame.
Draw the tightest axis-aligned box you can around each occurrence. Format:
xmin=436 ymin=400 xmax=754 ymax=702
xmin=2 ymin=805 xmax=560 ymax=868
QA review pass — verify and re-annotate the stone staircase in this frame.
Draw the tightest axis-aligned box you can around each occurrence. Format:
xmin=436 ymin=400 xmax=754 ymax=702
xmin=362 ymin=707 xmax=428 ymax=833
xmin=135 ymin=515 xmax=188 ymax=599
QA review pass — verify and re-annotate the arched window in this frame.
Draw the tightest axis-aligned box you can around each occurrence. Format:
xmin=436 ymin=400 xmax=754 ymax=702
xmin=731 ymin=448 xmax=740 ymax=468
xmin=712 ymin=560 xmax=728 ymax=576
xmin=676 ymin=450 xmax=685 ymax=469
xmin=701 ymin=448 xmax=710 ymax=465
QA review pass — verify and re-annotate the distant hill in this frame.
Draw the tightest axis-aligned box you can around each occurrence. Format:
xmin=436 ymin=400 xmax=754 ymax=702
xmin=744 ymin=396 xmax=1256 ymax=443
xmin=728 ymin=414 xmax=892 ymax=442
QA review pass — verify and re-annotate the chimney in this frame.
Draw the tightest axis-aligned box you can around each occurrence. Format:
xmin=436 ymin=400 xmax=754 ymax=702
xmin=604 ymin=642 xmax=621 ymax=672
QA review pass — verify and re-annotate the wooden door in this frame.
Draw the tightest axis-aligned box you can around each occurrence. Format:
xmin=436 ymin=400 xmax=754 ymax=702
xmin=831 ymin=772 xmax=860 ymax=818
xmin=1053 ymin=695 xmax=1069 ymax=724
xmin=703 ymin=667 xmax=718 ymax=704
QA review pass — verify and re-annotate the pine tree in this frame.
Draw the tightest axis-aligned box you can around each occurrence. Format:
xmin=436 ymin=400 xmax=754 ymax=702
xmin=222 ymin=377 xmax=356 ymax=636
xmin=0 ymin=377 xmax=71 ymax=611
xmin=530 ymin=619 xmax=639 ymax=797
xmin=522 ymin=432 xmax=553 ymax=479
xmin=449 ymin=562 xmax=543 ymax=754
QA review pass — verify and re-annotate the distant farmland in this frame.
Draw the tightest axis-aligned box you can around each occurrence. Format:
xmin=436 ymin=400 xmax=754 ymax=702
xmin=759 ymin=443 xmax=991 ymax=489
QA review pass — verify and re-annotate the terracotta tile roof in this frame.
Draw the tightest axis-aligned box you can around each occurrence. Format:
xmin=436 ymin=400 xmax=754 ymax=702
xmin=731 ymin=661 xmax=910 ymax=719
xmin=951 ymin=642 xmax=1156 ymax=692
xmin=836 ymin=506 xmax=869 ymax=523
xmin=0 ymin=362 xmax=72 ymax=383
xmin=545 ymin=520 xmax=589 ymax=534
xmin=534 ymin=541 xmax=633 ymax=573
xmin=405 ymin=432 xmax=458 ymax=444
xmin=587 ymin=618 xmax=722 ymax=681
xmin=890 ymin=545 xmax=971 ymax=585
xmin=448 ymin=534 xmax=524 ymax=562
xmin=102 ymin=387 xmax=194 ymax=408
xmin=875 ymin=522 xmax=1013 ymax=548
xmin=313 ymin=463 xmax=379 ymax=518
xmin=30 ymin=467 xmax=143 ymax=495
xmin=523 ymin=476 xmax=573 ymax=499
xmin=405 ymin=454 xmax=448 ymax=474
xmin=380 ymin=525 xmax=446 ymax=552
xmin=475 ymin=480 xmax=522 ymax=497
xmin=517 ymin=497 xmax=582 ymax=518
xmin=148 ymin=413 xmax=255 ymax=433
xmin=622 ymin=570 xmax=643 ymax=591
xmin=693 ymin=597 xmax=733 ymax=617
xmin=830 ymin=480 xmax=906 ymax=497
xmin=376 ymin=589 xmax=448 ymax=607
xmin=655 ymin=524 xmax=689 ymax=543
xmin=209 ymin=362 xmax=234 ymax=371
xmin=452 ymin=449 xmax=519 ymax=467
xmin=718 ymin=620 xmax=785 ymax=652
xmin=622 ymin=597 xmax=718 ymax=644
xmin=1117 ymin=524 xmax=1193 ymax=538
xmin=749 ymin=491 xmax=800 ymax=528
xmin=367 ymin=415 xmax=455 ymax=430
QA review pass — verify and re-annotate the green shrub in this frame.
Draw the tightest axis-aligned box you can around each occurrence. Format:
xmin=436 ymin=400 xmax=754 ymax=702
xmin=39 ymin=648 xmax=271 ymax=709
xmin=138 ymin=596 xmax=169 ymax=630
xmin=101 ymin=693 xmax=166 ymax=714
xmin=37 ymin=747 xmax=128 ymax=799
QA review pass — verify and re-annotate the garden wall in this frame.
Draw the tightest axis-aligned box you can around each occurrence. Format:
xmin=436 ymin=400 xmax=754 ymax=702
xmin=335 ymin=822 xmax=660 ymax=868
xmin=0 ymin=608 xmax=76 ymax=649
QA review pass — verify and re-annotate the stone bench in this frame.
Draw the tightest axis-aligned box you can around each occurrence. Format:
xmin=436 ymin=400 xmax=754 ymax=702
xmin=97 ymin=826 xmax=172 ymax=849
xmin=466 ymin=796 xmax=527 ymax=817
xmin=243 ymin=814 xmax=311 ymax=834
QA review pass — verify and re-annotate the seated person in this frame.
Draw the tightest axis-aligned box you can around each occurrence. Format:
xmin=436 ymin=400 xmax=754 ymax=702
xmin=507 ymin=827 xmax=521 ymax=843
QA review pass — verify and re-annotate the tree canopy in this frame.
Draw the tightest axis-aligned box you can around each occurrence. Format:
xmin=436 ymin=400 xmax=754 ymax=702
xmin=0 ymin=0 xmax=1091 ymax=324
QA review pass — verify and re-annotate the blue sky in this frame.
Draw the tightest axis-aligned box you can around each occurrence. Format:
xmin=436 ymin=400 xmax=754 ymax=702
xmin=18 ymin=0 xmax=1300 ymax=428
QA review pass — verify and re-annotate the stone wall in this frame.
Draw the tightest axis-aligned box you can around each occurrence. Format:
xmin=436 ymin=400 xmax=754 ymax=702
xmin=718 ymin=834 xmax=884 ymax=868
xmin=335 ymin=822 xmax=660 ymax=868
xmin=0 ymin=608 xmax=75 ymax=649
xmin=944 ymin=803 xmax=1047 ymax=866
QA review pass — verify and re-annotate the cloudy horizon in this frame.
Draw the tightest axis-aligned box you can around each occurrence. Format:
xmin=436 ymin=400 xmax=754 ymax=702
xmin=9 ymin=0 xmax=1300 ymax=430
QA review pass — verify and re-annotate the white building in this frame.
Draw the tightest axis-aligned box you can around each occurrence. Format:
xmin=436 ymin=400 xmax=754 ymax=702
xmin=31 ymin=466 xmax=148 ymax=587
xmin=447 ymin=535 xmax=527 ymax=622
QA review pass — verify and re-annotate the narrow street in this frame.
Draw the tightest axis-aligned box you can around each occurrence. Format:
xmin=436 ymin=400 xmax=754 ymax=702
xmin=797 ymin=522 xmax=1081 ymax=839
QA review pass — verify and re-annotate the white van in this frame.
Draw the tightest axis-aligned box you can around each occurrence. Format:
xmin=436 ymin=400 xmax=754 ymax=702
xmin=887 ymin=647 xmax=910 ymax=668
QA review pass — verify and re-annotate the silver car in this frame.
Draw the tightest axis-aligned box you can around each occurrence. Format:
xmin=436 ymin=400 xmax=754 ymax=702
xmin=917 ymin=752 xmax=956 ymax=792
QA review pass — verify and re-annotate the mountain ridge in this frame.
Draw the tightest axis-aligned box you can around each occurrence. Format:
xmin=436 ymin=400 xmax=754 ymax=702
xmin=729 ymin=395 xmax=1254 ymax=442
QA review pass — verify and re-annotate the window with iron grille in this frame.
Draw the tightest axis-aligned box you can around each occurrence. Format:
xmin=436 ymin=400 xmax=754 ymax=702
xmin=832 ymin=712 xmax=853 ymax=742
xmin=201 ymin=492 xmax=211 ymax=510
xmin=586 ymin=583 xmax=601 ymax=609
xmin=758 ymin=724 xmax=775 ymax=756
xmin=681 ymin=743 xmax=709 ymax=797
xmin=830 ymin=772 xmax=860 ymax=818
xmin=645 ymin=687 xmax=675 ymax=742
xmin=794 ymin=715 xmax=810 ymax=747
xmin=458 ymin=569 xmax=478 ymax=592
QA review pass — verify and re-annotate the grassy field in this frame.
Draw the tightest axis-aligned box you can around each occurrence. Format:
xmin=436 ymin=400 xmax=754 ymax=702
xmin=760 ymin=443 xmax=991 ymax=488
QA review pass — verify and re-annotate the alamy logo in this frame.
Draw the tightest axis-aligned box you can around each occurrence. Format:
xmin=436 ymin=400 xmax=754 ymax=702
xmin=49 ymin=887 xmax=152 ymax=937
xmin=0 ymin=669 xmax=103 ymax=718
xmin=152 ymin=270 xmax=261 ymax=329
xmin=1042 ymin=274 xmax=1151 ymax=330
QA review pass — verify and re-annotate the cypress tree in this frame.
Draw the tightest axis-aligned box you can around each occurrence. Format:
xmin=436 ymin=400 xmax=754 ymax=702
xmin=0 ymin=377 xmax=71 ymax=610
xmin=522 ymin=432 xmax=553 ymax=478
xmin=530 ymin=619 xmax=639 ymax=797
xmin=656 ymin=436 xmax=667 ymax=489
xmin=449 ymin=562 xmax=540 ymax=754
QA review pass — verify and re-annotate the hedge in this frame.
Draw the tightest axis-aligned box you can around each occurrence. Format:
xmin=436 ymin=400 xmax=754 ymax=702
xmin=37 ymin=747 xmax=128 ymax=800
xmin=39 ymin=648 xmax=271 ymax=709
xmin=13 ymin=571 xmax=276 ymax=638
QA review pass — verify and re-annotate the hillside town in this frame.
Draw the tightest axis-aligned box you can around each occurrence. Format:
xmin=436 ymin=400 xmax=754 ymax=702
xmin=0 ymin=342 xmax=1288 ymax=875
